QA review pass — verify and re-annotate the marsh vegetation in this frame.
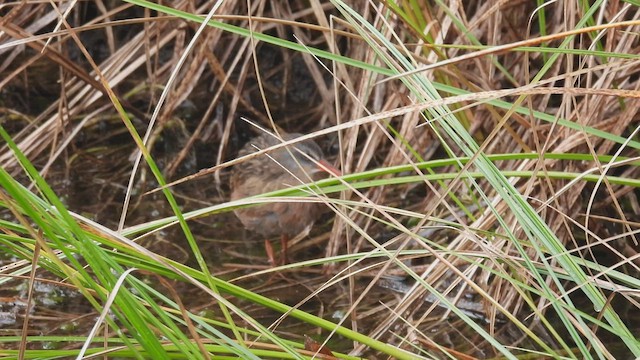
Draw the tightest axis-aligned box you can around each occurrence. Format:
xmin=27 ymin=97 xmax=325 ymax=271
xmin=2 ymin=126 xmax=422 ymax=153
xmin=1 ymin=1 xmax=639 ymax=359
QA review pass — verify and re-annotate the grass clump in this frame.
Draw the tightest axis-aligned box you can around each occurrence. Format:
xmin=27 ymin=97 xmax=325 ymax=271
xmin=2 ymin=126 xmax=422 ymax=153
xmin=1 ymin=0 xmax=640 ymax=359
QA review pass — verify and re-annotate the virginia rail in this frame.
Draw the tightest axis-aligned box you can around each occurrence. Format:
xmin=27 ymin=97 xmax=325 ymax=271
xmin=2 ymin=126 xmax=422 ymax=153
xmin=230 ymin=132 xmax=339 ymax=265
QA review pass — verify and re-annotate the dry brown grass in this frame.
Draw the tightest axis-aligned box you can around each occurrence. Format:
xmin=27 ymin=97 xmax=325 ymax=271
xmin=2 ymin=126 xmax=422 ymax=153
xmin=1 ymin=0 xmax=640 ymax=358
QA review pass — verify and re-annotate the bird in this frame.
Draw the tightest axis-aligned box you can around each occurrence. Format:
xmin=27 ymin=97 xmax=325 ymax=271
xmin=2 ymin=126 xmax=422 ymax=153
xmin=230 ymin=131 xmax=340 ymax=265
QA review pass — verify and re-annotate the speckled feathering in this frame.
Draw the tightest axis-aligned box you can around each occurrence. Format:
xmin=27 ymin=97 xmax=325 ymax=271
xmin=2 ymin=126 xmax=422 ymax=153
xmin=230 ymin=132 xmax=332 ymax=238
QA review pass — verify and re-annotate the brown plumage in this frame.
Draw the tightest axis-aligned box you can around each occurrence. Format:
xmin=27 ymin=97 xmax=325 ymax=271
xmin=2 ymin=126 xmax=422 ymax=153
xmin=230 ymin=132 xmax=339 ymax=263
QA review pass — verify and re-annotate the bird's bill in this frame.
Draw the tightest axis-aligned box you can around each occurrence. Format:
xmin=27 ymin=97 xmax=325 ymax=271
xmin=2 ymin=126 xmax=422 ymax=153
xmin=318 ymin=160 xmax=341 ymax=177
